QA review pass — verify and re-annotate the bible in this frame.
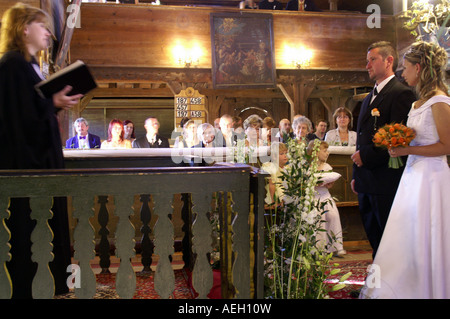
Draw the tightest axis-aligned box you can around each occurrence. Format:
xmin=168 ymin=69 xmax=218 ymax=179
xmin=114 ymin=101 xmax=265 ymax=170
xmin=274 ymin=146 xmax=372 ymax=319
xmin=35 ymin=60 xmax=97 ymax=99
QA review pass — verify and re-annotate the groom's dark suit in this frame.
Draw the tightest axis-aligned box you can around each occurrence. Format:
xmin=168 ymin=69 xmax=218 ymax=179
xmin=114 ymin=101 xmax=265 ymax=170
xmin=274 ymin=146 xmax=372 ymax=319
xmin=353 ymin=76 xmax=415 ymax=258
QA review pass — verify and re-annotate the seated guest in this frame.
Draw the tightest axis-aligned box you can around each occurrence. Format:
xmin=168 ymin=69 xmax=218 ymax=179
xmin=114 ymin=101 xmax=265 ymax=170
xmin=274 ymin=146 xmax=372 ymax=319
xmin=239 ymin=0 xmax=257 ymax=9
xmin=101 ymin=119 xmax=132 ymax=149
xmin=310 ymin=119 xmax=328 ymax=141
xmin=123 ymin=119 xmax=136 ymax=143
xmin=132 ymin=117 xmax=170 ymax=148
xmin=325 ymin=107 xmax=357 ymax=146
xmin=275 ymin=118 xmax=295 ymax=143
xmin=258 ymin=0 xmax=283 ymax=10
xmin=219 ymin=114 xmax=244 ymax=147
xmin=232 ymin=115 xmax=244 ymax=135
xmin=292 ymin=116 xmax=314 ymax=143
xmin=262 ymin=116 xmax=276 ymax=145
xmin=65 ymin=118 xmax=101 ymax=149
xmin=285 ymin=0 xmax=321 ymax=11
xmin=194 ymin=123 xmax=222 ymax=148
xmin=174 ymin=119 xmax=199 ymax=148
xmin=244 ymin=114 xmax=264 ymax=147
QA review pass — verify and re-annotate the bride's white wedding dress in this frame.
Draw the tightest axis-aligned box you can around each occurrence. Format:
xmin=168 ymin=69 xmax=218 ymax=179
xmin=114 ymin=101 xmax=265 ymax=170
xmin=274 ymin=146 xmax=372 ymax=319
xmin=360 ymin=95 xmax=450 ymax=299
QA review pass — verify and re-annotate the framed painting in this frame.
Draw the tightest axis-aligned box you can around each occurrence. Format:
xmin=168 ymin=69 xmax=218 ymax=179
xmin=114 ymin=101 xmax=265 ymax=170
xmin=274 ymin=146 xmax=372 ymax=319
xmin=210 ymin=12 xmax=276 ymax=89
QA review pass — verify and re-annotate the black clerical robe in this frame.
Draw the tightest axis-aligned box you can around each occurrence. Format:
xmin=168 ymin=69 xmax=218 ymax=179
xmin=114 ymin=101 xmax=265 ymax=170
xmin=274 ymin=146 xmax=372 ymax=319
xmin=0 ymin=51 xmax=71 ymax=298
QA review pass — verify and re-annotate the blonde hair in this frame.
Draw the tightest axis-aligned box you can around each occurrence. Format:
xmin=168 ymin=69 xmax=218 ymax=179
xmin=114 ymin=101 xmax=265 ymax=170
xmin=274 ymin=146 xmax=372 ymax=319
xmin=403 ymin=41 xmax=449 ymax=100
xmin=0 ymin=3 xmax=51 ymax=61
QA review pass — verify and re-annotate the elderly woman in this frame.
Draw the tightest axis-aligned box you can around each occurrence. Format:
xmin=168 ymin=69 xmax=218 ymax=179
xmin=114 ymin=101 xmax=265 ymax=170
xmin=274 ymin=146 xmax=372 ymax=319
xmin=243 ymin=114 xmax=264 ymax=147
xmin=325 ymin=107 xmax=357 ymax=146
xmin=292 ymin=116 xmax=314 ymax=143
xmin=195 ymin=123 xmax=219 ymax=148
xmin=174 ymin=119 xmax=199 ymax=148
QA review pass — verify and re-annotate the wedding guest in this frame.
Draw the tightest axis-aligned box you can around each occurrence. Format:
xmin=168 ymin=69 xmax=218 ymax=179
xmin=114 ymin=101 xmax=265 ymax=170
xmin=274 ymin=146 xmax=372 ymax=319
xmin=243 ymin=114 xmax=264 ymax=147
xmin=276 ymin=118 xmax=294 ymax=142
xmin=258 ymin=0 xmax=283 ymax=10
xmin=101 ymin=119 xmax=132 ymax=149
xmin=360 ymin=41 xmax=450 ymax=299
xmin=174 ymin=119 xmax=199 ymax=148
xmin=232 ymin=115 xmax=244 ymax=135
xmin=132 ymin=117 xmax=170 ymax=148
xmin=262 ymin=116 xmax=276 ymax=145
xmin=325 ymin=107 xmax=357 ymax=146
xmin=0 ymin=3 xmax=82 ymax=298
xmin=65 ymin=117 xmax=101 ymax=149
xmin=214 ymin=118 xmax=221 ymax=130
xmin=285 ymin=0 xmax=321 ymax=11
xmin=219 ymin=114 xmax=234 ymax=146
xmin=261 ymin=142 xmax=289 ymax=206
xmin=310 ymin=119 xmax=328 ymax=141
xmin=307 ymin=140 xmax=346 ymax=257
xmin=292 ymin=116 xmax=314 ymax=143
xmin=194 ymin=123 xmax=220 ymax=148
xmin=239 ymin=0 xmax=257 ymax=9
xmin=123 ymin=119 xmax=136 ymax=142
xmin=350 ymin=41 xmax=415 ymax=259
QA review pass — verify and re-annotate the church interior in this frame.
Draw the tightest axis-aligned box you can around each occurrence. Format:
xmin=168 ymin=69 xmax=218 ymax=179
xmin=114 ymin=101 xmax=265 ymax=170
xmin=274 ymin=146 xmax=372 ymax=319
xmin=1 ymin=0 xmax=446 ymax=300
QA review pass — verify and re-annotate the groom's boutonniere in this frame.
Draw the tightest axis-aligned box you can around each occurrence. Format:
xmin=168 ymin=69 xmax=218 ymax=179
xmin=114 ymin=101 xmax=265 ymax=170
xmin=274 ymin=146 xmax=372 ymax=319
xmin=371 ymin=108 xmax=380 ymax=130
xmin=158 ymin=139 xmax=162 ymax=145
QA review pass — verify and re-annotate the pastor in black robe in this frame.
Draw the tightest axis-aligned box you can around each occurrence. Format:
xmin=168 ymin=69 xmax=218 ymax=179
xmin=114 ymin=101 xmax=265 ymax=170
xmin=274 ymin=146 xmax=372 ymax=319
xmin=0 ymin=51 xmax=71 ymax=298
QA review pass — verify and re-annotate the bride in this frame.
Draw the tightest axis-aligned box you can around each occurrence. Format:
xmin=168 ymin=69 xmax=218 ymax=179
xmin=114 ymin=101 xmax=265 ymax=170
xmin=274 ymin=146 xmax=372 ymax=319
xmin=360 ymin=41 xmax=450 ymax=299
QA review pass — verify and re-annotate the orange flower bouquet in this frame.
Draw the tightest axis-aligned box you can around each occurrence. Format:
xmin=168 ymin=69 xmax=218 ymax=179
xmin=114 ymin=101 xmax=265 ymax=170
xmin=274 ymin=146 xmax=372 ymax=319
xmin=372 ymin=123 xmax=416 ymax=169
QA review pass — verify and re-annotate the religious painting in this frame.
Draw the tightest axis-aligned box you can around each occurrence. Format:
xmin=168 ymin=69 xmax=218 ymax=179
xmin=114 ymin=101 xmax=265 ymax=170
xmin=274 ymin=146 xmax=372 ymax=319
xmin=210 ymin=13 xmax=276 ymax=89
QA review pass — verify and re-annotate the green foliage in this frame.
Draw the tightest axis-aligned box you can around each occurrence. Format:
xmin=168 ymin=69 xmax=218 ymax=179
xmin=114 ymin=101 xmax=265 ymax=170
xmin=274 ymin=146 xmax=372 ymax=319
xmin=264 ymin=139 xmax=348 ymax=299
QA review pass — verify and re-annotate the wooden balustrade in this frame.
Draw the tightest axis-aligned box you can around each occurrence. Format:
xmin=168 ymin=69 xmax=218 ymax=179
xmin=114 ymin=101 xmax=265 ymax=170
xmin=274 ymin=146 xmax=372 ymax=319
xmin=0 ymin=164 xmax=266 ymax=299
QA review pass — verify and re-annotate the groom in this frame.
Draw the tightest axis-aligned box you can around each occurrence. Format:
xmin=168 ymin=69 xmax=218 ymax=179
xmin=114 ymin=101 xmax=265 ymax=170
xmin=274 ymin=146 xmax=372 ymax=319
xmin=351 ymin=41 xmax=416 ymax=259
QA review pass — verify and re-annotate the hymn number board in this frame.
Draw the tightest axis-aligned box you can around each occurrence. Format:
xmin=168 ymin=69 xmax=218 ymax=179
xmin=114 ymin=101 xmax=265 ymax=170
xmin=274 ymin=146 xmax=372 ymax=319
xmin=175 ymin=87 xmax=206 ymax=128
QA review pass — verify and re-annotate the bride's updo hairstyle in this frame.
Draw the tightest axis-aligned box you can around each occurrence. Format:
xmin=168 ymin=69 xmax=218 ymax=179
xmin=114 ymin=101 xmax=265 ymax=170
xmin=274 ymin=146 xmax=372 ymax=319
xmin=403 ymin=41 xmax=449 ymax=100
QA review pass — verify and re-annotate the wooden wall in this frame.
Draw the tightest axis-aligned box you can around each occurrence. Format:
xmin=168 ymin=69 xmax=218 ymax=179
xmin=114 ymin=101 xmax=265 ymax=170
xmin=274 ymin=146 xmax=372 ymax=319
xmin=70 ymin=4 xmax=398 ymax=71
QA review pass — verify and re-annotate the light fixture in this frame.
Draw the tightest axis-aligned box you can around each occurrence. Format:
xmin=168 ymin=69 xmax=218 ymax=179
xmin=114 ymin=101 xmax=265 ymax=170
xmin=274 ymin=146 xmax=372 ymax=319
xmin=173 ymin=44 xmax=201 ymax=68
xmin=284 ymin=44 xmax=313 ymax=69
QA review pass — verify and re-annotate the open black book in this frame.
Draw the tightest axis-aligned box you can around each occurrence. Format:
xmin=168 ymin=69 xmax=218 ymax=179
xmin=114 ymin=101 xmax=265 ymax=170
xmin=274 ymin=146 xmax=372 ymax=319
xmin=35 ymin=60 xmax=97 ymax=99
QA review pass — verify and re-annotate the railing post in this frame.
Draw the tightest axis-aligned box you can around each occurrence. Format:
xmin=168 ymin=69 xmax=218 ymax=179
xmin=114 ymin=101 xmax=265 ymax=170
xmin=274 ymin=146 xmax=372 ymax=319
xmin=0 ymin=196 xmax=12 ymax=299
xmin=114 ymin=194 xmax=136 ymax=299
xmin=153 ymin=193 xmax=175 ymax=299
xmin=73 ymin=195 xmax=97 ymax=299
xmin=30 ymin=196 xmax=55 ymax=299
xmin=191 ymin=192 xmax=213 ymax=299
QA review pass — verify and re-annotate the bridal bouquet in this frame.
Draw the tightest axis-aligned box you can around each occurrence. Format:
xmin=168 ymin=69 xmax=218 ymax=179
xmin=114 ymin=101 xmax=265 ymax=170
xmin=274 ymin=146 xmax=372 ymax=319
xmin=372 ymin=123 xmax=416 ymax=168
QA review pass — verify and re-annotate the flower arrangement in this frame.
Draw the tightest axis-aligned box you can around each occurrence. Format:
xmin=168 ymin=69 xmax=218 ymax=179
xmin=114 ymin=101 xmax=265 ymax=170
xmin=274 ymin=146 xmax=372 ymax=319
xmin=264 ymin=139 xmax=350 ymax=299
xmin=372 ymin=123 xmax=416 ymax=168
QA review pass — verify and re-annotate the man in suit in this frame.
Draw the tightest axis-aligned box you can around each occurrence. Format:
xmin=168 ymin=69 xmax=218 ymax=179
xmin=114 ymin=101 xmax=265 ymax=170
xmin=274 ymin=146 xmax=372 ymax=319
xmin=216 ymin=114 xmax=245 ymax=147
xmin=351 ymin=41 xmax=416 ymax=259
xmin=132 ymin=116 xmax=170 ymax=148
xmin=65 ymin=117 xmax=101 ymax=149
xmin=275 ymin=118 xmax=295 ymax=143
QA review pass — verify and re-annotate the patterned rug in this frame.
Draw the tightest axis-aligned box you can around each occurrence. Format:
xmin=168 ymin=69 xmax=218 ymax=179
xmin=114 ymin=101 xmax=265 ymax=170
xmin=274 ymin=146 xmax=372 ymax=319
xmin=56 ymin=255 xmax=371 ymax=299
xmin=56 ymin=269 xmax=195 ymax=299
xmin=326 ymin=258 xmax=371 ymax=299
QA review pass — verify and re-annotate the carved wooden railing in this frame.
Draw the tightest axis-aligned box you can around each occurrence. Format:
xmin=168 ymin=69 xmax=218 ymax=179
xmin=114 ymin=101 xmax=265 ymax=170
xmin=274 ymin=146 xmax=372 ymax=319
xmin=0 ymin=164 xmax=266 ymax=299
